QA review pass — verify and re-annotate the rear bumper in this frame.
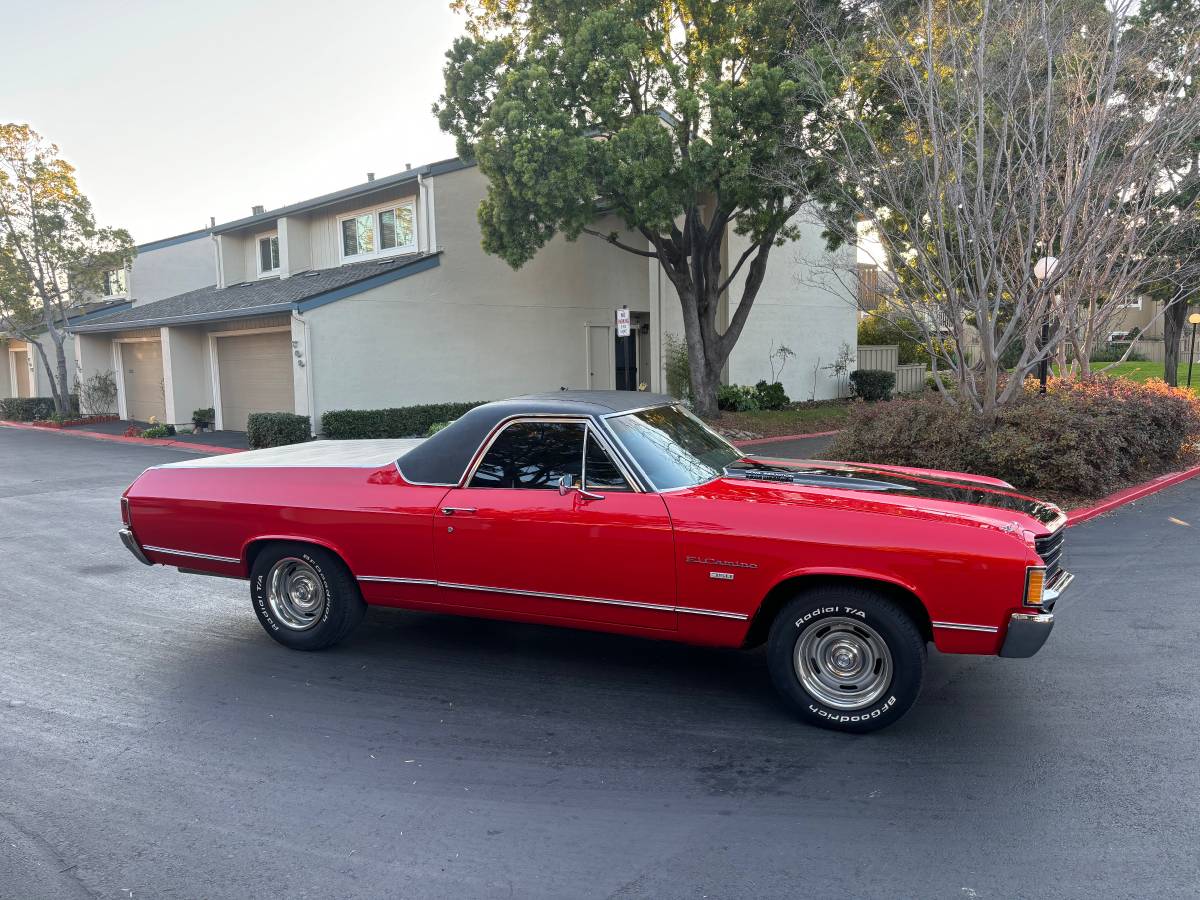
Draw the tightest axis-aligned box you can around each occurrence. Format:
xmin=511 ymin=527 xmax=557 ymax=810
xmin=119 ymin=528 xmax=152 ymax=566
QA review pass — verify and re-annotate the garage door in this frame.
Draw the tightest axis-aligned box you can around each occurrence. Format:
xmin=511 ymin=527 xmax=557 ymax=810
xmin=120 ymin=341 xmax=166 ymax=422
xmin=11 ymin=349 xmax=32 ymax=398
xmin=216 ymin=331 xmax=295 ymax=431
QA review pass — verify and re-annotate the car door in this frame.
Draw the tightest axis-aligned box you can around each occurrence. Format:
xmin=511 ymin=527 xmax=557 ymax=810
xmin=434 ymin=418 xmax=677 ymax=631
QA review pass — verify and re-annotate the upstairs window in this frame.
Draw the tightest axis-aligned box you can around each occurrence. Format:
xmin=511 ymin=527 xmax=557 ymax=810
xmin=258 ymin=235 xmax=280 ymax=276
xmin=103 ymin=267 xmax=127 ymax=296
xmin=339 ymin=200 xmax=416 ymax=262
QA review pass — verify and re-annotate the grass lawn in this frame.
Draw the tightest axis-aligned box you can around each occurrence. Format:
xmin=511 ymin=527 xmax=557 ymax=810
xmin=1089 ymin=361 xmax=1200 ymax=395
xmin=705 ymin=401 xmax=852 ymax=439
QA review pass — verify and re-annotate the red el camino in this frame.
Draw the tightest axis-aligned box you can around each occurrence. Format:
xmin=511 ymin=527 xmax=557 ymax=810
xmin=119 ymin=391 xmax=1071 ymax=732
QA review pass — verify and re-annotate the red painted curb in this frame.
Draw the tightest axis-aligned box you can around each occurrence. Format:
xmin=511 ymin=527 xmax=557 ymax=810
xmin=734 ymin=429 xmax=842 ymax=447
xmin=1067 ymin=462 xmax=1200 ymax=526
xmin=1 ymin=420 xmax=240 ymax=455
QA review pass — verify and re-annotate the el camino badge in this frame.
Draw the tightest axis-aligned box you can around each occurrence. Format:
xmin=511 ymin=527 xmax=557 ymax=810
xmin=686 ymin=556 xmax=757 ymax=569
xmin=709 ymin=571 xmax=735 ymax=581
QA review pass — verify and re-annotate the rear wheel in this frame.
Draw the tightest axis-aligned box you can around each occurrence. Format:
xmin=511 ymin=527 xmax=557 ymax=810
xmin=249 ymin=543 xmax=366 ymax=650
xmin=767 ymin=586 xmax=926 ymax=733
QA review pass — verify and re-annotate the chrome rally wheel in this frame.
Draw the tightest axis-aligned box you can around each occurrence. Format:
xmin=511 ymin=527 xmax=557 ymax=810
xmin=793 ymin=617 xmax=893 ymax=711
xmin=266 ymin=557 xmax=328 ymax=631
xmin=250 ymin=543 xmax=366 ymax=651
xmin=767 ymin=587 xmax=926 ymax=733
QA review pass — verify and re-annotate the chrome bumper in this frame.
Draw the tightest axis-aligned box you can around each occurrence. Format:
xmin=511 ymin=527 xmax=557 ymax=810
xmin=1000 ymin=568 xmax=1072 ymax=658
xmin=119 ymin=528 xmax=152 ymax=566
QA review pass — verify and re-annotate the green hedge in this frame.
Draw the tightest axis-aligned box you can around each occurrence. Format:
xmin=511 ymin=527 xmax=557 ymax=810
xmin=0 ymin=397 xmax=56 ymax=421
xmin=247 ymin=412 xmax=311 ymax=450
xmin=321 ymin=402 xmax=486 ymax=439
xmin=849 ymin=369 xmax=896 ymax=402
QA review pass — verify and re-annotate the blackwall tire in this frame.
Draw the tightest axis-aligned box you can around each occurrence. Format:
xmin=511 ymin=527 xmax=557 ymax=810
xmin=767 ymin=586 xmax=926 ymax=733
xmin=249 ymin=543 xmax=366 ymax=651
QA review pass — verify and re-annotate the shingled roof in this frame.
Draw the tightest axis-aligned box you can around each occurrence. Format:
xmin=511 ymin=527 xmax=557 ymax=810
xmin=71 ymin=252 xmax=440 ymax=333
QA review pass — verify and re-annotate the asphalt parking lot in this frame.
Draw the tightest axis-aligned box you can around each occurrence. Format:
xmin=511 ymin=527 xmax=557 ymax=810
xmin=2 ymin=426 xmax=1198 ymax=899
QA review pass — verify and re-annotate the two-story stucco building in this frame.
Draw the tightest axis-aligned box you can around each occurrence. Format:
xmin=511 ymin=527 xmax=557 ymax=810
xmin=70 ymin=157 xmax=855 ymax=431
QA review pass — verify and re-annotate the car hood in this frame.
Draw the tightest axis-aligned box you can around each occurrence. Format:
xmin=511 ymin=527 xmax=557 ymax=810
xmin=724 ymin=457 xmax=1063 ymax=530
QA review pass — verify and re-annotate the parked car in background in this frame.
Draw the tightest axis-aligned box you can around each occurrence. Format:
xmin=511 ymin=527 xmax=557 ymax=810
xmin=119 ymin=392 xmax=1070 ymax=732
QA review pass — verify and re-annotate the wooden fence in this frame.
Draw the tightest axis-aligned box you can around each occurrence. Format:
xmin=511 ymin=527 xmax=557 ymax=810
xmin=856 ymin=345 xmax=928 ymax=394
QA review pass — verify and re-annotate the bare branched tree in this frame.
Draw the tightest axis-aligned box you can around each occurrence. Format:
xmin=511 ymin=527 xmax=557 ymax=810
xmin=780 ymin=0 xmax=1200 ymax=418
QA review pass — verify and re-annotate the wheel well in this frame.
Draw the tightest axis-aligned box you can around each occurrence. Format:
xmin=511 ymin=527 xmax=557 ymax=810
xmin=243 ymin=538 xmax=349 ymax=575
xmin=741 ymin=574 xmax=933 ymax=648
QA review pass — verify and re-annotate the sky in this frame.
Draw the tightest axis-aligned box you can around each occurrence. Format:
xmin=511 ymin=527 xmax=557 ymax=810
xmin=2 ymin=0 xmax=464 ymax=243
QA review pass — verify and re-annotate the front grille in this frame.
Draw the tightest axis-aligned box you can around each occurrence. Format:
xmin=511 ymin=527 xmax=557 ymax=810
xmin=1036 ymin=529 xmax=1065 ymax=581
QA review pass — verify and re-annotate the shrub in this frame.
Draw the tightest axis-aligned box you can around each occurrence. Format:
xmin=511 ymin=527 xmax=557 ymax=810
xmin=663 ymin=333 xmax=691 ymax=401
xmin=321 ymin=402 xmax=487 ymax=439
xmin=926 ymin=370 xmax=957 ymax=393
xmin=1089 ymin=343 xmax=1148 ymax=363
xmin=753 ymin=380 xmax=790 ymax=410
xmin=828 ymin=376 xmax=1200 ymax=497
xmin=0 ymin=397 xmax=56 ymax=421
xmin=192 ymin=407 xmax=215 ymax=425
xmin=142 ymin=424 xmax=174 ymax=439
xmin=849 ymin=369 xmax=896 ymax=402
xmin=248 ymin=412 xmax=311 ymax=449
xmin=717 ymin=384 xmax=760 ymax=412
xmin=78 ymin=370 xmax=118 ymax=415
xmin=425 ymin=421 xmax=452 ymax=436
xmin=123 ymin=425 xmax=143 ymax=438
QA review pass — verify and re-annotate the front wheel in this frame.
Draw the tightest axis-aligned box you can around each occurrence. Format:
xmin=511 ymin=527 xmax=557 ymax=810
xmin=767 ymin=586 xmax=926 ymax=733
xmin=249 ymin=543 xmax=366 ymax=650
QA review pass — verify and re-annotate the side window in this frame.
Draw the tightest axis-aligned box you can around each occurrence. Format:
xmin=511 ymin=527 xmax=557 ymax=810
xmin=469 ymin=422 xmax=585 ymax=489
xmin=585 ymin=433 xmax=632 ymax=491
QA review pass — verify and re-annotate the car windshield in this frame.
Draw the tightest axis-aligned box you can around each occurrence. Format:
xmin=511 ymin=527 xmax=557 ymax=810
xmin=606 ymin=405 xmax=743 ymax=491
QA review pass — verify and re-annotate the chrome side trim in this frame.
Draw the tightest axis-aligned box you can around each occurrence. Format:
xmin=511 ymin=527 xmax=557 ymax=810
xmin=931 ymin=621 xmax=1000 ymax=633
xmin=357 ymin=575 xmax=438 ymax=585
xmin=437 ymin=580 xmax=676 ymax=613
xmin=675 ymin=605 xmax=749 ymax=621
xmin=142 ymin=545 xmax=241 ymax=564
xmin=354 ymin=575 xmax=749 ymax=620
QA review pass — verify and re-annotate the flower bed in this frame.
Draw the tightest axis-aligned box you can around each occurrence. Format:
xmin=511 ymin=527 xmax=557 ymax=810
xmin=30 ymin=415 xmax=120 ymax=429
xmin=828 ymin=376 xmax=1200 ymax=501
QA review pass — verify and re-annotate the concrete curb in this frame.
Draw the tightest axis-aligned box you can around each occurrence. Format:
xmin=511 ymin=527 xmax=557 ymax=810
xmin=733 ymin=430 xmax=842 ymax=448
xmin=0 ymin=420 xmax=241 ymax=455
xmin=1067 ymin=462 xmax=1200 ymax=526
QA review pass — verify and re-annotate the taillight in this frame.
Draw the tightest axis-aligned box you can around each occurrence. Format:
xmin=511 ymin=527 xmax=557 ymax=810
xmin=121 ymin=496 xmax=131 ymax=526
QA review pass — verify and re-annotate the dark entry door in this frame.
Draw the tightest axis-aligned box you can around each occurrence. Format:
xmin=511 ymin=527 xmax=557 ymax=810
xmin=615 ymin=331 xmax=638 ymax=390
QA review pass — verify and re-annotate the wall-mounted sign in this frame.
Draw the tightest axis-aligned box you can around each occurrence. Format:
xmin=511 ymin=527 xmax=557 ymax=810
xmin=616 ymin=307 xmax=631 ymax=337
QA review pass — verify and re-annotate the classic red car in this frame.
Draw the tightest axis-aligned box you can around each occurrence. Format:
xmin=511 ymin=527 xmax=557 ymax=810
xmin=119 ymin=391 xmax=1071 ymax=732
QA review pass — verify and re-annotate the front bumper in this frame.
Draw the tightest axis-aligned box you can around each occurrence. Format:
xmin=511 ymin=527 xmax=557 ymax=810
xmin=119 ymin=528 xmax=152 ymax=566
xmin=1000 ymin=568 xmax=1072 ymax=658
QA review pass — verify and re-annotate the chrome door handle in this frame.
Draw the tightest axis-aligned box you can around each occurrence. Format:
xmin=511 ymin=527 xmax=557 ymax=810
xmin=441 ymin=507 xmax=477 ymax=516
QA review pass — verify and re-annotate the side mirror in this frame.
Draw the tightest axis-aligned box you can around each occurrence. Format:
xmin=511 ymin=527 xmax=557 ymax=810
xmin=558 ymin=474 xmax=604 ymax=501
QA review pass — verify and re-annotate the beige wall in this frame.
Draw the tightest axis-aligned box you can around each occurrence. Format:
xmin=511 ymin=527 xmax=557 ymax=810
xmin=725 ymin=210 xmax=857 ymax=402
xmin=302 ymin=167 xmax=650 ymax=423
xmin=130 ymin=235 xmax=215 ymax=307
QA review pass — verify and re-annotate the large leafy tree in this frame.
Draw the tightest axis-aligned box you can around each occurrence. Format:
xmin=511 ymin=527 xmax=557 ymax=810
xmin=0 ymin=124 xmax=134 ymax=414
xmin=436 ymin=0 xmax=852 ymax=415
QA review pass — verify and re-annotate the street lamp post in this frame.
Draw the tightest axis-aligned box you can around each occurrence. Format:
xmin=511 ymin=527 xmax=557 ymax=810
xmin=1033 ymin=257 xmax=1059 ymax=394
xmin=1188 ymin=312 xmax=1200 ymax=389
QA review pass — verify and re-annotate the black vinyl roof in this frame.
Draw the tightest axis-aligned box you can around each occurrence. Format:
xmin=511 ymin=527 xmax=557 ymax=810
xmin=396 ymin=391 xmax=674 ymax=485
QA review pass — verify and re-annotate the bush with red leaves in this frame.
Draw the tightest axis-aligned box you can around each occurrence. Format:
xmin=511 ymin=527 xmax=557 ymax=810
xmin=828 ymin=376 xmax=1200 ymax=498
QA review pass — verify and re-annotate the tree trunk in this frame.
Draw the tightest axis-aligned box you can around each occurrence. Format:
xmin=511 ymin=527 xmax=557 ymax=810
xmin=1163 ymin=298 xmax=1188 ymax=386
xmin=29 ymin=338 xmax=64 ymax=413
